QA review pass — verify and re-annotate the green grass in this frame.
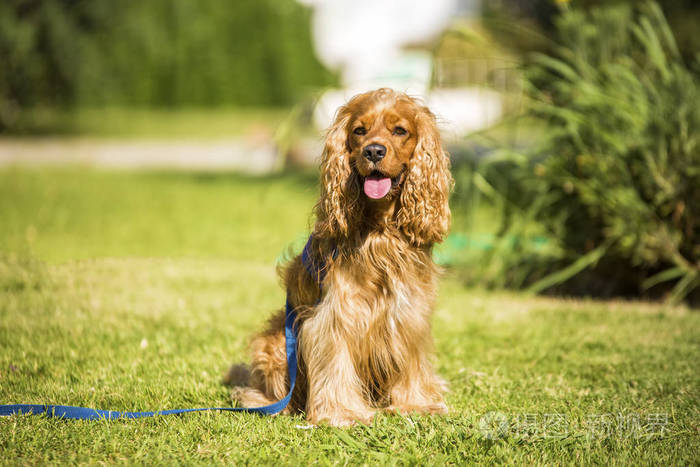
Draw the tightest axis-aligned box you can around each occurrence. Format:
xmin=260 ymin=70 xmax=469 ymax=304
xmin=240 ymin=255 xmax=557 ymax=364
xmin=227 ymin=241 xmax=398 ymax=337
xmin=9 ymin=107 xmax=291 ymax=139
xmin=1 ymin=168 xmax=698 ymax=465
xmin=0 ymin=168 xmax=317 ymax=262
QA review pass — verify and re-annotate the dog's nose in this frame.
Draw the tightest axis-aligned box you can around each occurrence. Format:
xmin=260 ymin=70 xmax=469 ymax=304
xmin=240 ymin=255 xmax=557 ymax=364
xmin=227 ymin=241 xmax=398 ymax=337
xmin=362 ymin=144 xmax=386 ymax=163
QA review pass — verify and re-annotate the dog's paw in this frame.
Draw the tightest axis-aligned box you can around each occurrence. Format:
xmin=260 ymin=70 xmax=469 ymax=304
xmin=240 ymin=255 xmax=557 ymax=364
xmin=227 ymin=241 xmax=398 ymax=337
xmin=385 ymin=402 xmax=448 ymax=416
xmin=309 ymin=409 xmax=376 ymax=428
xmin=229 ymin=386 xmax=246 ymax=406
xmin=230 ymin=386 xmax=288 ymax=415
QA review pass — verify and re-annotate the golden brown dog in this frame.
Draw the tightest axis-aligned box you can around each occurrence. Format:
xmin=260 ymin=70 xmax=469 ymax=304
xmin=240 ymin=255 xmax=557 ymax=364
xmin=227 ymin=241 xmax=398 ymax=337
xmin=229 ymin=88 xmax=453 ymax=427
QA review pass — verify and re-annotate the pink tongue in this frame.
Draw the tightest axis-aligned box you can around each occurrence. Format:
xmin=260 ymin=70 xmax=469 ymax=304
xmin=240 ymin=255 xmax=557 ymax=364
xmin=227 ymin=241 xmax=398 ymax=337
xmin=363 ymin=176 xmax=392 ymax=199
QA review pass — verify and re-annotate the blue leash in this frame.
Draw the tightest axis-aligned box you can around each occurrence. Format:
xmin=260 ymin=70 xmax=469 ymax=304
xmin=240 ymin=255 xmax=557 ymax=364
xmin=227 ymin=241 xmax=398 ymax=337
xmin=0 ymin=236 xmax=325 ymax=420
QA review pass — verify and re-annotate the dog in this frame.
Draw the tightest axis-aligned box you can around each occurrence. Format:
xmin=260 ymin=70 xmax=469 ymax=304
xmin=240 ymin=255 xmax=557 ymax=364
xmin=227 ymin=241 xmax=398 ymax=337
xmin=228 ymin=88 xmax=453 ymax=427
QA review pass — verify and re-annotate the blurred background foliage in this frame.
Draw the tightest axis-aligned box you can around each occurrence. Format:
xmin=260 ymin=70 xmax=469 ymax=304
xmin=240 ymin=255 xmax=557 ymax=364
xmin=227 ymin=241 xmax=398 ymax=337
xmin=454 ymin=1 xmax=699 ymax=304
xmin=481 ymin=0 xmax=700 ymax=66
xmin=0 ymin=0 xmax=697 ymax=305
xmin=0 ymin=0 xmax=335 ymax=131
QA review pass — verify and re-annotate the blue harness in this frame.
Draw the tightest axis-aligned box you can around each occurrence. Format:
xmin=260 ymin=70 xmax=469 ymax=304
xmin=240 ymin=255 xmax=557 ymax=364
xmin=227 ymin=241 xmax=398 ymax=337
xmin=0 ymin=237 xmax=324 ymax=420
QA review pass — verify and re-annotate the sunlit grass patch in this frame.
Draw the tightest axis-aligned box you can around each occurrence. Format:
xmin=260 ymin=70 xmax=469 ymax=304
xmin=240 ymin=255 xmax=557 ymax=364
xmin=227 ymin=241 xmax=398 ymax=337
xmin=7 ymin=107 xmax=291 ymax=140
xmin=0 ymin=168 xmax=698 ymax=464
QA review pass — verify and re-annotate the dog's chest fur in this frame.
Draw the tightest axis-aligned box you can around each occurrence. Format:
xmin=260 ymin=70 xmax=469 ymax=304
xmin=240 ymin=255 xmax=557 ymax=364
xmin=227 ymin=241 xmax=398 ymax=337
xmin=315 ymin=232 xmax=438 ymax=395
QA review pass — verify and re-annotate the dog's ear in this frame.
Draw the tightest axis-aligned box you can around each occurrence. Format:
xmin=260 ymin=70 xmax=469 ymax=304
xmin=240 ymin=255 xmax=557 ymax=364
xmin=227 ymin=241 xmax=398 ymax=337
xmin=314 ymin=108 xmax=358 ymax=239
xmin=396 ymin=106 xmax=453 ymax=246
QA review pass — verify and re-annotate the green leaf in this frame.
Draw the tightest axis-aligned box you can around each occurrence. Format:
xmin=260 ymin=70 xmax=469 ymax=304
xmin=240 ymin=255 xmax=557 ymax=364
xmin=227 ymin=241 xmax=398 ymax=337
xmin=526 ymin=242 xmax=611 ymax=295
xmin=530 ymin=53 xmax=580 ymax=81
xmin=667 ymin=272 xmax=699 ymax=305
xmin=642 ymin=267 xmax=685 ymax=290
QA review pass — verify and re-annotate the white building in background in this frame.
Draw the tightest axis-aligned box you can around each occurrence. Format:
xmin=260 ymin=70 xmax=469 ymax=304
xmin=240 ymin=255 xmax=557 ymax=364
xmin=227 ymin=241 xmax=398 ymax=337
xmin=298 ymin=0 xmax=502 ymax=139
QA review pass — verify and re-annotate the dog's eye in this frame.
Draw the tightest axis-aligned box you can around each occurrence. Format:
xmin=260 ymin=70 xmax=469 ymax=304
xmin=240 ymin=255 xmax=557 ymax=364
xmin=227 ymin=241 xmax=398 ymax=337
xmin=353 ymin=127 xmax=367 ymax=135
xmin=393 ymin=126 xmax=407 ymax=136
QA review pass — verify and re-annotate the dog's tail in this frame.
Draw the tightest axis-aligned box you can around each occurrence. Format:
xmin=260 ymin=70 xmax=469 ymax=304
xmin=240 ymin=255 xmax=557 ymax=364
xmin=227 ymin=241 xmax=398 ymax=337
xmin=222 ymin=364 xmax=251 ymax=387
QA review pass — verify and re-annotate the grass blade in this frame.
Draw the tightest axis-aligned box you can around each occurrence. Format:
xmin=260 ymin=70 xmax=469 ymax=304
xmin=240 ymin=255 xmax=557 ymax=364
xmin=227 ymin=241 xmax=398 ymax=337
xmin=525 ymin=242 xmax=610 ymax=295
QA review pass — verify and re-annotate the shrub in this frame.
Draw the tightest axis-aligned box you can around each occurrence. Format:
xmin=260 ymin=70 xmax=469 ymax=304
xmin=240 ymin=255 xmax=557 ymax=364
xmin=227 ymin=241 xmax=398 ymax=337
xmin=0 ymin=0 xmax=334 ymax=131
xmin=459 ymin=2 xmax=699 ymax=304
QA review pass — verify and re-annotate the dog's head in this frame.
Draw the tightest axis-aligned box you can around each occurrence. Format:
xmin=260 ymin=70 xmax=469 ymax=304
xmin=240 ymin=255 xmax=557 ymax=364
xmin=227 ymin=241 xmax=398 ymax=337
xmin=315 ymin=88 xmax=453 ymax=246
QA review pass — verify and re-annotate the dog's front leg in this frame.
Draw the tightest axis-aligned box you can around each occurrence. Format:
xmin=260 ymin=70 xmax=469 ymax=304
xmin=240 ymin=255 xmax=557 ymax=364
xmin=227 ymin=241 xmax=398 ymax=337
xmin=386 ymin=356 xmax=448 ymax=416
xmin=300 ymin=314 xmax=376 ymax=427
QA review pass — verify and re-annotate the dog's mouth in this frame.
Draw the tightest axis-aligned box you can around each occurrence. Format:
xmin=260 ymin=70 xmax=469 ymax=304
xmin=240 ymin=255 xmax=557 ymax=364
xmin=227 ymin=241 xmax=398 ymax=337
xmin=362 ymin=169 xmax=405 ymax=200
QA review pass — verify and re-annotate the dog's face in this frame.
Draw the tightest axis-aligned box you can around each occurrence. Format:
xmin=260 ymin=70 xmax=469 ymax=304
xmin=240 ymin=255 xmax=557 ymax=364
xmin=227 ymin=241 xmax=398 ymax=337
xmin=347 ymin=99 xmax=418 ymax=201
xmin=315 ymin=88 xmax=453 ymax=245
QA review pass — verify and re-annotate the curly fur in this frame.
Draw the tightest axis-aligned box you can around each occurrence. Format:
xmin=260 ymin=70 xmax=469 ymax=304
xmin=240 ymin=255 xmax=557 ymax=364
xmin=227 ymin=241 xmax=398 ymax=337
xmin=229 ymin=88 xmax=453 ymax=427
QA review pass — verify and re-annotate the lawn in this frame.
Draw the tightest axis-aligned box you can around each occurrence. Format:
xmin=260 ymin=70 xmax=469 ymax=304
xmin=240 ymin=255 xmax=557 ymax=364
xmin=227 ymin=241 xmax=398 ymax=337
xmin=9 ymin=108 xmax=291 ymax=139
xmin=1 ymin=168 xmax=698 ymax=465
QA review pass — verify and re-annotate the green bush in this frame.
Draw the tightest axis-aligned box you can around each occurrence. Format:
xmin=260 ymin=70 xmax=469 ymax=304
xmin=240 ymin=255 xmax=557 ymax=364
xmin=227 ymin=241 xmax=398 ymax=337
xmin=459 ymin=2 xmax=699 ymax=303
xmin=0 ymin=0 xmax=334 ymax=131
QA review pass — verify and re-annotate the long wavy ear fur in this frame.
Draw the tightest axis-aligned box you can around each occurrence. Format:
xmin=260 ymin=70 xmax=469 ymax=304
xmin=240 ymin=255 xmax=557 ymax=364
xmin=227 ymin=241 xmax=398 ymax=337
xmin=314 ymin=108 xmax=358 ymax=239
xmin=396 ymin=106 xmax=453 ymax=246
